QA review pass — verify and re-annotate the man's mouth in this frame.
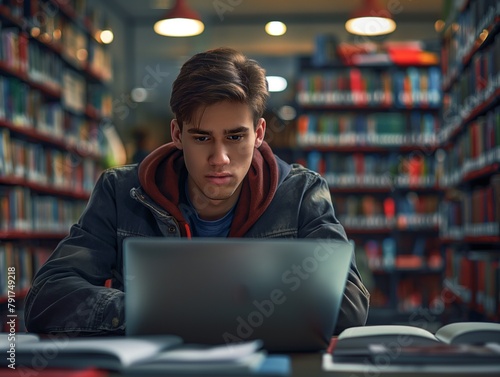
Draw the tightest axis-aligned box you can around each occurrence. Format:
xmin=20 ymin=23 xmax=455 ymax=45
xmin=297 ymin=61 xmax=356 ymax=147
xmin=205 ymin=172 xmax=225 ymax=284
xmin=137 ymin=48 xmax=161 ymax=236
xmin=205 ymin=173 xmax=232 ymax=185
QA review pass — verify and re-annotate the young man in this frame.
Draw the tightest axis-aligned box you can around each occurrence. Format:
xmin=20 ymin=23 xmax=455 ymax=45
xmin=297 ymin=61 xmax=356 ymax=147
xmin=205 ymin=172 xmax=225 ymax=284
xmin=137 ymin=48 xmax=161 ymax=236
xmin=25 ymin=48 xmax=369 ymax=336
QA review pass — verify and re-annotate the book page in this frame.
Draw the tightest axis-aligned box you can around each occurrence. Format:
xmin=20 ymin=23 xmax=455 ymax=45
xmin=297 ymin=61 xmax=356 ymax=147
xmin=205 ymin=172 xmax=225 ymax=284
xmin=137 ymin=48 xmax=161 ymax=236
xmin=338 ymin=325 xmax=439 ymax=346
xmin=435 ymin=322 xmax=500 ymax=344
xmin=147 ymin=339 xmax=263 ymax=363
xmin=15 ymin=335 xmax=182 ymax=369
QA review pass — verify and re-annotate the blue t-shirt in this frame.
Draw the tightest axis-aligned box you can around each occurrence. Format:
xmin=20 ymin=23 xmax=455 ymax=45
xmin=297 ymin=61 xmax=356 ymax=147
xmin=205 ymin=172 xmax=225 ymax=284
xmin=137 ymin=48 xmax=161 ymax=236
xmin=180 ymin=180 xmax=235 ymax=237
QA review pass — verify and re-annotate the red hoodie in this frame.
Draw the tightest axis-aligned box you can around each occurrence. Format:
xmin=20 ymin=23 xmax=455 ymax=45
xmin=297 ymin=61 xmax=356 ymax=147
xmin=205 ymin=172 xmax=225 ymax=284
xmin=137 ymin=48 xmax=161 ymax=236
xmin=138 ymin=141 xmax=279 ymax=237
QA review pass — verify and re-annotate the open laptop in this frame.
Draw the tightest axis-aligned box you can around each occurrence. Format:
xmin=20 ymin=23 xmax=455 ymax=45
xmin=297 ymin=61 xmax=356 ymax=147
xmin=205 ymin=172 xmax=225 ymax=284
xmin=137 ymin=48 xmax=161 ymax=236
xmin=123 ymin=238 xmax=353 ymax=352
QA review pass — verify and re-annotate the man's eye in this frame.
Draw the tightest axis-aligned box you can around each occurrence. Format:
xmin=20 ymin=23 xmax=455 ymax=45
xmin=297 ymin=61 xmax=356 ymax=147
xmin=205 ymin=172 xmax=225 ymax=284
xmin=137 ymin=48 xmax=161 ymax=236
xmin=227 ymin=135 xmax=243 ymax=141
xmin=194 ymin=136 xmax=209 ymax=142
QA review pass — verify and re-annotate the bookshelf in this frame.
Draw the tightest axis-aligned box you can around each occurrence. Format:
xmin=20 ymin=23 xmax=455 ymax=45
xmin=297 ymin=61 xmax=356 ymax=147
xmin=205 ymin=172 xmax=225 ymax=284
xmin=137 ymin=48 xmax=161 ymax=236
xmin=438 ymin=0 xmax=500 ymax=322
xmin=293 ymin=51 xmax=444 ymax=320
xmin=0 ymin=0 xmax=112 ymax=332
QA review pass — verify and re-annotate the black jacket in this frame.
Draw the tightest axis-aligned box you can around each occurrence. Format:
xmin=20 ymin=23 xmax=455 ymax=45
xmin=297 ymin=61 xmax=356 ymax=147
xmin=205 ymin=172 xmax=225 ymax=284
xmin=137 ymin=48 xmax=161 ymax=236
xmin=24 ymin=142 xmax=370 ymax=335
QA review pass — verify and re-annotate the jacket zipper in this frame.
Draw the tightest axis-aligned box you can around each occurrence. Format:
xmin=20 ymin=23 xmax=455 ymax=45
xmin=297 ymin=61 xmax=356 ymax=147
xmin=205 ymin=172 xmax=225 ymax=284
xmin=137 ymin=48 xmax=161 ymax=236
xmin=131 ymin=188 xmax=187 ymax=236
xmin=130 ymin=188 xmax=169 ymax=218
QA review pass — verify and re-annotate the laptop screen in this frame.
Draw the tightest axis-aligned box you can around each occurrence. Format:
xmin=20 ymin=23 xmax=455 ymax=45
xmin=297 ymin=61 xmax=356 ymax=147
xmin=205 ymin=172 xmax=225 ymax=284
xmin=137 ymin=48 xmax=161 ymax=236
xmin=124 ymin=238 xmax=353 ymax=352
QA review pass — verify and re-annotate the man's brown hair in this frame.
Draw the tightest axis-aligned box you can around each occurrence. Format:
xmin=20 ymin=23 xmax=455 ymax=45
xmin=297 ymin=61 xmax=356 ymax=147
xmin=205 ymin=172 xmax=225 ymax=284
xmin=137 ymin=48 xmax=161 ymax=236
xmin=170 ymin=47 xmax=269 ymax=129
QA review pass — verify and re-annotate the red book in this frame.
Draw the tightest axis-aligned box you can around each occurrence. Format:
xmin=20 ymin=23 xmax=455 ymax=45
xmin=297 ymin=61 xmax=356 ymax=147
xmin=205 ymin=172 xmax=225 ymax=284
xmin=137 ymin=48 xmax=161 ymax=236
xmin=459 ymin=257 xmax=476 ymax=305
xmin=327 ymin=337 xmax=338 ymax=354
xmin=476 ymin=259 xmax=486 ymax=312
xmin=18 ymin=32 xmax=29 ymax=74
xmin=469 ymin=121 xmax=478 ymax=159
xmin=349 ymin=68 xmax=363 ymax=106
xmin=354 ymin=153 xmax=364 ymax=175
xmin=485 ymin=186 xmax=494 ymax=223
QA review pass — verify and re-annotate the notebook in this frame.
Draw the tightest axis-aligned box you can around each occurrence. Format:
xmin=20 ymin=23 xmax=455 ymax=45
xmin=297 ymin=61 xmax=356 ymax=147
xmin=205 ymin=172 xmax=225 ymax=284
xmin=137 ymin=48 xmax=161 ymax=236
xmin=123 ymin=238 xmax=353 ymax=352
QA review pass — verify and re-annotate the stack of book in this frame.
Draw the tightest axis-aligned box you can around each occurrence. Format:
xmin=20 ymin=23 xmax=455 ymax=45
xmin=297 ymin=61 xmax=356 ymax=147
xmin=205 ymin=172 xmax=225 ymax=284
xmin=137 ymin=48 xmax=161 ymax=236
xmin=324 ymin=322 xmax=500 ymax=373
xmin=0 ymin=335 xmax=290 ymax=376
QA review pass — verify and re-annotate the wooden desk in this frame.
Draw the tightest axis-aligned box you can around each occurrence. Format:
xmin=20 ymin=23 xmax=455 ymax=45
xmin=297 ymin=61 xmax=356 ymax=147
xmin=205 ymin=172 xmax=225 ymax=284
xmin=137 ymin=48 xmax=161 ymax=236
xmin=2 ymin=353 xmax=498 ymax=377
xmin=104 ymin=352 xmax=498 ymax=377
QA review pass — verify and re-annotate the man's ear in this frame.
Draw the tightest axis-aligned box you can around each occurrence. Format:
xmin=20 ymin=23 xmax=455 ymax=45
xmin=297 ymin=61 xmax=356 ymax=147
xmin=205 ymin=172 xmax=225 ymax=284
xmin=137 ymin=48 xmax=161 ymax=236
xmin=171 ymin=119 xmax=183 ymax=150
xmin=254 ymin=118 xmax=266 ymax=148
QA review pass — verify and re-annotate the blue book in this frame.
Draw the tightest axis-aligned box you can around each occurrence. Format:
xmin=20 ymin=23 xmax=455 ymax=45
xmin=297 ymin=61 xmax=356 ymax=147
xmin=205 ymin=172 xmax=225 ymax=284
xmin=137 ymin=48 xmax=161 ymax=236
xmin=253 ymin=355 xmax=291 ymax=376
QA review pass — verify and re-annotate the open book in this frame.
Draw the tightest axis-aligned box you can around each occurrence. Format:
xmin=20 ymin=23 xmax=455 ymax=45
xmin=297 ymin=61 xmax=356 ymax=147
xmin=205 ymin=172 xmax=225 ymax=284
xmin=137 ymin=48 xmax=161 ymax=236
xmin=335 ymin=321 xmax=500 ymax=350
xmin=1 ymin=334 xmax=290 ymax=375
xmin=324 ymin=322 xmax=500 ymax=372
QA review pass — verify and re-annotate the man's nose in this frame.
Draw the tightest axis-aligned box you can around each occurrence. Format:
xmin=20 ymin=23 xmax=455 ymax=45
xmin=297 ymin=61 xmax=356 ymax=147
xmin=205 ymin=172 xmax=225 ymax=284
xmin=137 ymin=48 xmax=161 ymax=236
xmin=209 ymin=143 xmax=230 ymax=166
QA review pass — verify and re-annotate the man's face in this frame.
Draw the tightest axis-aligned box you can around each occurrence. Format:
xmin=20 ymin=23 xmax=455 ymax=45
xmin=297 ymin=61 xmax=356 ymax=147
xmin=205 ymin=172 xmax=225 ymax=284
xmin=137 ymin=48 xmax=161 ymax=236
xmin=171 ymin=101 xmax=266 ymax=217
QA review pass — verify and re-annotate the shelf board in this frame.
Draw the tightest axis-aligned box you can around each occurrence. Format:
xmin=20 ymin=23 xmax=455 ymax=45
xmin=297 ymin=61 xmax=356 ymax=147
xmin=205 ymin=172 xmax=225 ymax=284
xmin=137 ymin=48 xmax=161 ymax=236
xmin=0 ymin=176 xmax=91 ymax=200
xmin=0 ymin=119 xmax=103 ymax=160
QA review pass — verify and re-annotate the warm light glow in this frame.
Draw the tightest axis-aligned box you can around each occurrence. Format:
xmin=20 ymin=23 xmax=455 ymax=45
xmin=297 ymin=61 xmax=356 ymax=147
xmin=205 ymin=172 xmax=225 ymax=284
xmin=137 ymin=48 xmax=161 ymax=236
xmin=265 ymin=21 xmax=287 ymax=36
xmin=100 ymin=29 xmax=114 ymax=44
xmin=53 ymin=29 xmax=62 ymax=40
xmin=434 ymin=19 xmax=445 ymax=33
xmin=267 ymin=76 xmax=287 ymax=92
xmin=479 ymin=29 xmax=489 ymax=42
xmin=345 ymin=16 xmax=396 ymax=36
xmin=31 ymin=27 xmax=40 ymax=37
xmin=76 ymin=49 xmax=88 ymax=61
xmin=40 ymin=33 xmax=51 ymax=43
xmin=154 ymin=18 xmax=204 ymax=37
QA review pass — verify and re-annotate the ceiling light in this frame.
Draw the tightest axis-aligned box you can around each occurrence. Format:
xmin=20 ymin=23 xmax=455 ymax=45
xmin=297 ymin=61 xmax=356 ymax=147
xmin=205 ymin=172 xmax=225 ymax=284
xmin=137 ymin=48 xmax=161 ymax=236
xmin=97 ymin=18 xmax=114 ymax=44
xmin=131 ymin=88 xmax=149 ymax=103
xmin=267 ymin=76 xmax=287 ymax=92
xmin=100 ymin=29 xmax=114 ymax=44
xmin=277 ymin=105 xmax=297 ymax=121
xmin=345 ymin=0 xmax=396 ymax=36
xmin=154 ymin=0 xmax=204 ymax=37
xmin=265 ymin=21 xmax=287 ymax=36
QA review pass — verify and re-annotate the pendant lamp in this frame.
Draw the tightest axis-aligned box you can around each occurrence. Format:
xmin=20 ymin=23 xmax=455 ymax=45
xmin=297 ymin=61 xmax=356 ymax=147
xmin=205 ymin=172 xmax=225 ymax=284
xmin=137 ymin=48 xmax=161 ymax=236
xmin=345 ymin=0 xmax=396 ymax=36
xmin=154 ymin=0 xmax=204 ymax=37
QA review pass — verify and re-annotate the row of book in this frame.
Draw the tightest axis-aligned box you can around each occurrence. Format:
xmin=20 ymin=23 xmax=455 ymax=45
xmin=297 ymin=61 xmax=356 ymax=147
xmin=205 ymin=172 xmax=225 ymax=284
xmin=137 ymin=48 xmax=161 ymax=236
xmin=445 ymin=246 xmax=500 ymax=319
xmin=0 ymin=128 xmax=100 ymax=194
xmin=362 ymin=237 xmax=443 ymax=271
xmin=8 ymin=0 xmax=108 ymax=34
xmin=296 ymin=112 xmax=439 ymax=147
xmin=0 ymin=74 xmax=63 ymax=130
xmin=334 ymin=194 xmax=440 ymax=219
xmin=440 ymin=175 xmax=500 ymax=239
xmin=368 ymin=274 xmax=443 ymax=311
xmin=296 ymin=66 xmax=441 ymax=108
xmin=0 ymin=74 xmax=111 ymax=131
xmin=32 ymin=0 xmax=104 ymax=36
xmin=62 ymin=69 xmax=86 ymax=113
xmin=442 ymin=32 xmax=500 ymax=133
xmin=340 ymin=213 xmax=440 ymax=232
xmin=26 ymin=35 xmax=62 ymax=91
xmin=440 ymin=106 xmax=500 ymax=187
xmin=88 ymin=82 xmax=113 ymax=118
xmin=0 ymin=242 xmax=52 ymax=299
xmin=397 ymin=274 xmax=444 ymax=313
xmin=0 ymin=12 xmax=112 ymax=81
xmin=356 ymin=238 xmax=442 ymax=311
xmin=300 ymin=151 xmax=439 ymax=189
xmin=0 ymin=185 xmax=86 ymax=232
xmin=334 ymin=194 xmax=440 ymax=232
xmin=0 ymin=74 xmax=108 ymax=150
xmin=441 ymin=0 xmax=499 ymax=89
